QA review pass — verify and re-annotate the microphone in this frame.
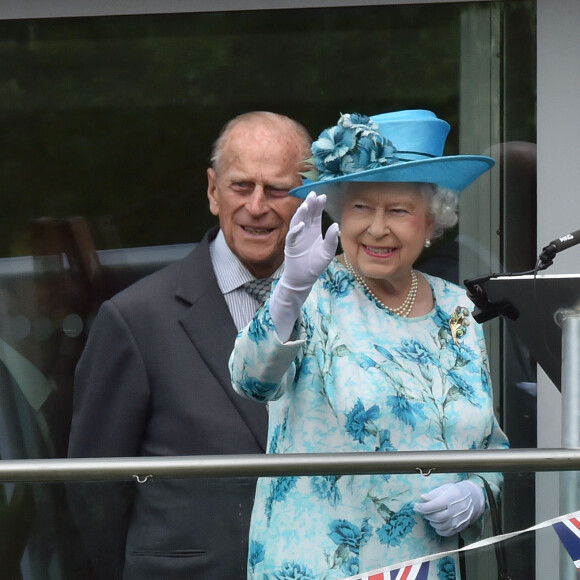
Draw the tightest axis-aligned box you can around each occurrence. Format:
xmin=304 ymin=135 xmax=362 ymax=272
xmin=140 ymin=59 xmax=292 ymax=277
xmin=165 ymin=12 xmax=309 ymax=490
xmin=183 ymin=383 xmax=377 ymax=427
xmin=539 ymin=228 xmax=580 ymax=266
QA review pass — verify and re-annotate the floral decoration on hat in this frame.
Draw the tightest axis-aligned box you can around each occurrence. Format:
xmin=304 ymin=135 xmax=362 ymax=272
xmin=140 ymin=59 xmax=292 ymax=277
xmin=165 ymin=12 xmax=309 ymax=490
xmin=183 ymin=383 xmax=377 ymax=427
xmin=302 ymin=113 xmax=398 ymax=182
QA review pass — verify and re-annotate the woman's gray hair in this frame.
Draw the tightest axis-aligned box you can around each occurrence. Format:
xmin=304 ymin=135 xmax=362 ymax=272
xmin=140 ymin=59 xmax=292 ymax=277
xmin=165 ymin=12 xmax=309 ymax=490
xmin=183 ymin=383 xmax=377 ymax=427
xmin=324 ymin=182 xmax=458 ymax=239
xmin=422 ymin=184 xmax=459 ymax=238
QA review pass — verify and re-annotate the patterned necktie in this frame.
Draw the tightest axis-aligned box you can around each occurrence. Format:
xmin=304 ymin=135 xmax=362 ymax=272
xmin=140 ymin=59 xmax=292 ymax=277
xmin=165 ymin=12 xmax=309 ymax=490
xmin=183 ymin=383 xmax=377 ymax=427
xmin=243 ymin=278 xmax=272 ymax=305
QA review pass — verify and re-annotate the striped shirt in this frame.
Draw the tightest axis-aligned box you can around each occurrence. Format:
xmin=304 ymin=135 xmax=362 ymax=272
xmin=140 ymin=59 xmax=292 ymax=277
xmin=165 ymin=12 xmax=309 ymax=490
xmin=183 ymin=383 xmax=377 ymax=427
xmin=209 ymin=229 xmax=283 ymax=331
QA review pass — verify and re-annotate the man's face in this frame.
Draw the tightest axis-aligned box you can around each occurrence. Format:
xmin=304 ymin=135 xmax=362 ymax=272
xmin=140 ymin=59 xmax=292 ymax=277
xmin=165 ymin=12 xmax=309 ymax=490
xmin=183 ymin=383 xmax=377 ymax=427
xmin=207 ymin=121 xmax=304 ymax=278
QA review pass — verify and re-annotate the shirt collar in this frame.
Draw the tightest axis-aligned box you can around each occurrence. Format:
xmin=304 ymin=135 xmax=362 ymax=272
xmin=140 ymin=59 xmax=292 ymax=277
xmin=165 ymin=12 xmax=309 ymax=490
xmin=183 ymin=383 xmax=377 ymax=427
xmin=210 ymin=229 xmax=284 ymax=294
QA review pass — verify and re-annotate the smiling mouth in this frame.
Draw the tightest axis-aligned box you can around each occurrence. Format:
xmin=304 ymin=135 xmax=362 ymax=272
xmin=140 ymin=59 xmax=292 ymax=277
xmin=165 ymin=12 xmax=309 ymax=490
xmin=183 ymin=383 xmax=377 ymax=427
xmin=242 ymin=226 xmax=275 ymax=235
xmin=364 ymin=245 xmax=395 ymax=256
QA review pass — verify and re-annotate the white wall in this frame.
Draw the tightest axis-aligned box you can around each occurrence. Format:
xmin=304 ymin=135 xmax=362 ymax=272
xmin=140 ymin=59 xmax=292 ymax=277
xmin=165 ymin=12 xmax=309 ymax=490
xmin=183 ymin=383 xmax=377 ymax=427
xmin=536 ymin=0 xmax=580 ymax=578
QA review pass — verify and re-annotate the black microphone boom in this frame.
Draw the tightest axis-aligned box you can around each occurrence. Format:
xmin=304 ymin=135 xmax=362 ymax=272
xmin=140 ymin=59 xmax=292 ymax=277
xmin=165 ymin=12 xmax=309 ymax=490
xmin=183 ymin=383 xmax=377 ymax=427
xmin=539 ymin=228 xmax=580 ymax=266
xmin=465 ymin=227 xmax=580 ymax=322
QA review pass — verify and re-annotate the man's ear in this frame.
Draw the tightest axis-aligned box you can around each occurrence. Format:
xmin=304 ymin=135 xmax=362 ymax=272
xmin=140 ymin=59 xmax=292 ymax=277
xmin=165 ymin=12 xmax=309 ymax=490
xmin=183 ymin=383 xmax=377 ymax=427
xmin=207 ymin=168 xmax=219 ymax=216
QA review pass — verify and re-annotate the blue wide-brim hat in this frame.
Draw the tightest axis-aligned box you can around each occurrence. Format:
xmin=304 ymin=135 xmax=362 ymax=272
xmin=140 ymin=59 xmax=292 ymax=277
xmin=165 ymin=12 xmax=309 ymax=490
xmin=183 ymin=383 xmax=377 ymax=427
xmin=290 ymin=109 xmax=495 ymax=199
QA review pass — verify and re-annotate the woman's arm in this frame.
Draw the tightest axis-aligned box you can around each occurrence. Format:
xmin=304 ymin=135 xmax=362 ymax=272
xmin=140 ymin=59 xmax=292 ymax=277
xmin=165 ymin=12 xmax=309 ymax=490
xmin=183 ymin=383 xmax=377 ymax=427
xmin=229 ymin=302 xmax=305 ymax=403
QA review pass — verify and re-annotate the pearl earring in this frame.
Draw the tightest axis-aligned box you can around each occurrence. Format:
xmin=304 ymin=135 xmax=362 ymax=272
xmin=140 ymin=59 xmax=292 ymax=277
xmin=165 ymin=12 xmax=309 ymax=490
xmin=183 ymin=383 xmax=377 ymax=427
xmin=424 ymin=239 xmax=431 ymax=248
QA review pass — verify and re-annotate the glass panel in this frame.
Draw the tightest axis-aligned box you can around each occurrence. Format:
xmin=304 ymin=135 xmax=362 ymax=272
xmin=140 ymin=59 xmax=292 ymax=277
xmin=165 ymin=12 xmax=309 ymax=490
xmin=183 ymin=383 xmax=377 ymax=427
xmin=0 ymin=481 xmax=93 ymax=577
xmin=495 ymin=5 xmax=537 ymax=580
xmin=1 ymin=4 xmax=508 ymax=257
xmin=0 ymin=2 xmax=536 ymax=579
xmin=1 ymin=469 xmax=577 ymax=580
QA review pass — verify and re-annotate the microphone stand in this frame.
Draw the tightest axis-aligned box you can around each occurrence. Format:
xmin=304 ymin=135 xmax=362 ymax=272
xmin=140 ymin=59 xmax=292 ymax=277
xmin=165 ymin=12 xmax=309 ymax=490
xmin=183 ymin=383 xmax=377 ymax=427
xmin=464 ymin=274 xmax=520 ymax=323
xmin=464 ymin=251 xmax=554 ymax=324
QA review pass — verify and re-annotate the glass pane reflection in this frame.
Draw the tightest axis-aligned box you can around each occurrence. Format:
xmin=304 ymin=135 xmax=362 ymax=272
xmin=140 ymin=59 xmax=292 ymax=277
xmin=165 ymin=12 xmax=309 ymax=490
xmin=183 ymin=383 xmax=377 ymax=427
xmin=0 ymin=2 xmax=537 ymax=579
xmin=0 ymin=471 xmax=576 ymax=580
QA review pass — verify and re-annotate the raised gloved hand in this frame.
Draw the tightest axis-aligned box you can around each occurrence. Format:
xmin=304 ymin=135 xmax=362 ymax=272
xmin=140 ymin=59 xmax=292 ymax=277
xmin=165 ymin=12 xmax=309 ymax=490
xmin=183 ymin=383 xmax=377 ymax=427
xmin=414 ymin=481 xmax=485 ymax=537
xmin=270 ymin=191 xmax=339 ymax=342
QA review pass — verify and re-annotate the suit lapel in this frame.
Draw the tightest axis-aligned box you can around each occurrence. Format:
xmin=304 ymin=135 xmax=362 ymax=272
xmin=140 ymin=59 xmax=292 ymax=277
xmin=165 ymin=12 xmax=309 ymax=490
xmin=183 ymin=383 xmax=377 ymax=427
xmin=176 ymin=229 xmax=268 ymax=451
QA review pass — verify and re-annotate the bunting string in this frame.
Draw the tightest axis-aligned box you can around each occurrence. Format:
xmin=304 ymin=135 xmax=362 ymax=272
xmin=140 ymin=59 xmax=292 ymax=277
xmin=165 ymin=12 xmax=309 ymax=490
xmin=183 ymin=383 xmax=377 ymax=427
xmin=341 ymin=509 xmax=580 ymax=580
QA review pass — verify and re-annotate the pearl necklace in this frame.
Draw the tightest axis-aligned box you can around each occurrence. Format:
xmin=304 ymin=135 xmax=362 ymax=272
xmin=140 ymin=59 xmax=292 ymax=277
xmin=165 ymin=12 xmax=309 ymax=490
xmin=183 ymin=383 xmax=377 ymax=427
xmin=343 ymin=255 xmax=418 ymax=318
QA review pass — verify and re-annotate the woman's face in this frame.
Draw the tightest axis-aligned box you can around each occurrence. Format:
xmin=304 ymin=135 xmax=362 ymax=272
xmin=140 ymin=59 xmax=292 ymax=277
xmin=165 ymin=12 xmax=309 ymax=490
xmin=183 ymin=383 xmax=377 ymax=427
xmin=339 ymin=182 xmax=435 ymax=284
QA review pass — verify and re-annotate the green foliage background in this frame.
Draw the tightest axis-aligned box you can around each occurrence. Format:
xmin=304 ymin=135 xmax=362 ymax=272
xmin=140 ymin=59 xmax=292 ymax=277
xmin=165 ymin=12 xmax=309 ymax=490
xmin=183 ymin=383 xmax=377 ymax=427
xmin=0 ymin=3 xmax=535 ymax=256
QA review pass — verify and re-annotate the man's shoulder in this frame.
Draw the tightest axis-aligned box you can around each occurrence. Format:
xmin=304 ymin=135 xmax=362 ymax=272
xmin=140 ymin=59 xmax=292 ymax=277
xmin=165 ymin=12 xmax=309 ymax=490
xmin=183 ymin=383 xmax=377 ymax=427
xmin=108 ymin=228 xmax=217 ymax=309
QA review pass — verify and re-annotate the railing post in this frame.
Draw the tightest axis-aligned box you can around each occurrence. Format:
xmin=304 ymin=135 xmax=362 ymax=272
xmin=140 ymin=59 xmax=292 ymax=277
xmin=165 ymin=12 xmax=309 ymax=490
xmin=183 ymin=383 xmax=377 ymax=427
xmin=556 ymin=310 xmax=580 ymax=580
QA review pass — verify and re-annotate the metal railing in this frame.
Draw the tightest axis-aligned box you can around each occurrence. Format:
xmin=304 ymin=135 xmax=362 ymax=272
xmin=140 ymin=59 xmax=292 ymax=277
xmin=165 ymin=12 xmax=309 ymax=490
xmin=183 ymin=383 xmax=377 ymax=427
xmin=0 ymin=448 xmax=579 ymax=482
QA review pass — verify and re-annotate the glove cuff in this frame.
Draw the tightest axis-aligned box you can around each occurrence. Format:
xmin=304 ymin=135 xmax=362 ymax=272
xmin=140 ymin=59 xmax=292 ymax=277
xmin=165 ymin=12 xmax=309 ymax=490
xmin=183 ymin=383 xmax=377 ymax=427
xmin=269 ymin=281 xmax=310 ymax=342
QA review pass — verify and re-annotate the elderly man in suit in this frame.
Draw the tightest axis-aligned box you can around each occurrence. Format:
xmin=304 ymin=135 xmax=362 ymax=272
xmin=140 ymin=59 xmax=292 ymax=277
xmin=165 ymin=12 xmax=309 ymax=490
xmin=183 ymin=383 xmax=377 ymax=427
xmin=67 ymin=111 xmax=311 ymax=580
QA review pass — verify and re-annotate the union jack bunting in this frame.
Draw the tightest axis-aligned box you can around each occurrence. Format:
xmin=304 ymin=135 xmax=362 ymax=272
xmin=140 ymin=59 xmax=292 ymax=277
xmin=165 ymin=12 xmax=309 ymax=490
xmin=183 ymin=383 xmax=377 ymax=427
xmin=388 ymin=562 xmax=429 ymax=580
xmin=553 ymin=516 xmax=580 ymax=571
xmin=355 ymin=561 xmax=430 ymax=580
xmin=340 ymin=509 xmax=580 ymax=580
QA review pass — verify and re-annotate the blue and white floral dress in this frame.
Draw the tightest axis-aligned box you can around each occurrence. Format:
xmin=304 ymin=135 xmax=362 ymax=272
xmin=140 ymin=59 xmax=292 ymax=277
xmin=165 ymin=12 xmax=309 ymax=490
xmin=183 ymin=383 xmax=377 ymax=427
xmin=229 ymin=259 xmax=509 ymax=580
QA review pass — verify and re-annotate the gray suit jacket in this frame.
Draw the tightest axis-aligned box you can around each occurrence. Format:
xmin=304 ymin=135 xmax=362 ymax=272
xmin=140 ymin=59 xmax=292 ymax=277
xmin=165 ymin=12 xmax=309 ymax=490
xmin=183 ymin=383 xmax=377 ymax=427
xmin=68 ymin=227 xmax=268 ymax=579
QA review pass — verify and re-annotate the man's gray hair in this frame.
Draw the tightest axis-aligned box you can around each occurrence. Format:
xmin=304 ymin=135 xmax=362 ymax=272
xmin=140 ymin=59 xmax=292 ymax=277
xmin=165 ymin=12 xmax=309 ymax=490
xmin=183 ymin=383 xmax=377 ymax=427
xmin=210 ymin=111 xmax=312 ymax=173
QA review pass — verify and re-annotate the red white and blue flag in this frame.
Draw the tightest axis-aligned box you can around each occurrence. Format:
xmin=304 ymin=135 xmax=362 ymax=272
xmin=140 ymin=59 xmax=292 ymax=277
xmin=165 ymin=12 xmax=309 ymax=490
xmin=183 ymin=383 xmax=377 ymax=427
xmin=357 ymin=562 xmax=430 ymax=580
xmin=340 ymin=510 xmax=580 ymax=580
xmin=553 ymin=516 xmax=580 ymax=572
xmin=388 ymin=562 xmax=429 ymax=580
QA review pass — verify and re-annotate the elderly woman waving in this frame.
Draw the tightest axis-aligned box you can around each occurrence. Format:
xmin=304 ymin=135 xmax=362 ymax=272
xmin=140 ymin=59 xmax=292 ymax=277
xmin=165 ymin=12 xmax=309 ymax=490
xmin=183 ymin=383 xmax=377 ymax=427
xmin=229 ymin=110 xmax=509 ymax=580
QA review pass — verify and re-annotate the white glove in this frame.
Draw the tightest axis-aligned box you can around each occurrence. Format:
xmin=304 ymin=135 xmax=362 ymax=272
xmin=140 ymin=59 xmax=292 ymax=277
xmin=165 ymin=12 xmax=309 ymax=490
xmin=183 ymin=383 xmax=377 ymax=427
xmin=269 ymin=191 xmax=339 ymax=342
xmin=414 ymin=481 xmax=485 ymax=537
